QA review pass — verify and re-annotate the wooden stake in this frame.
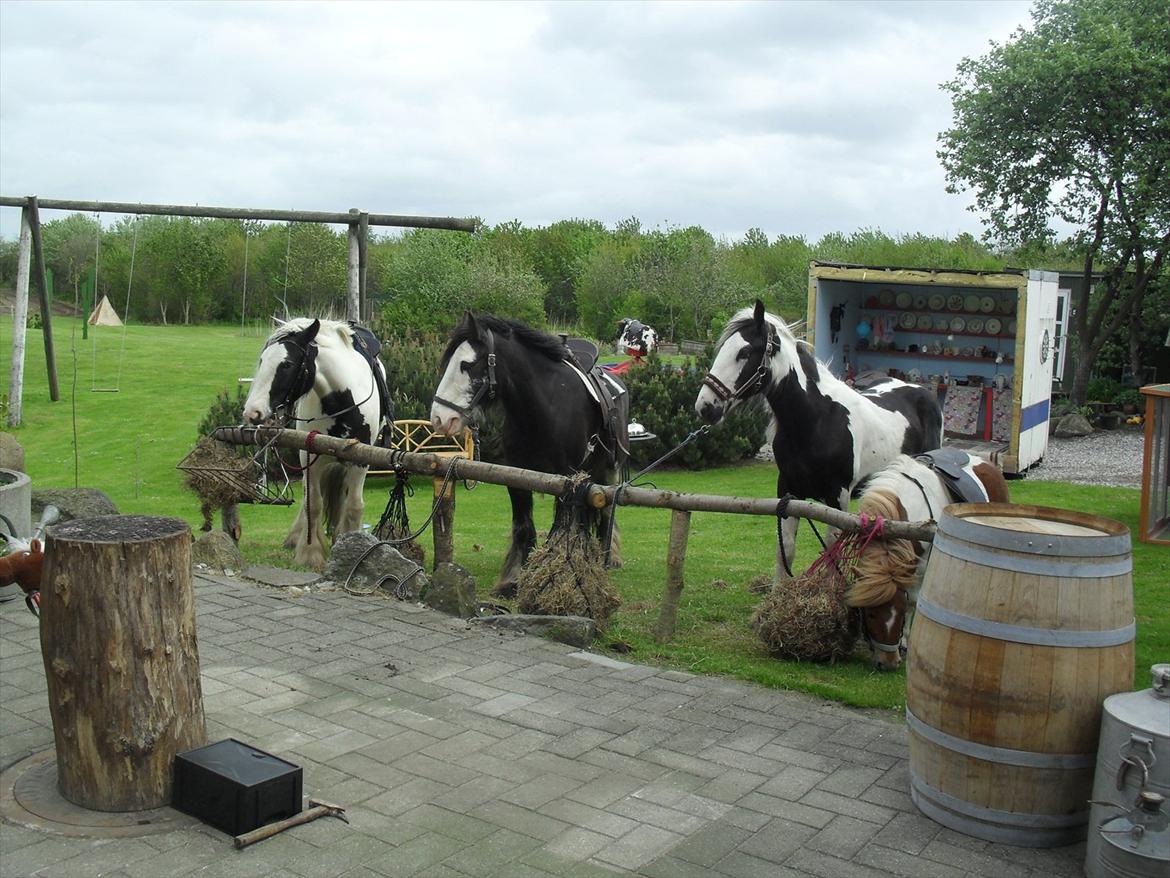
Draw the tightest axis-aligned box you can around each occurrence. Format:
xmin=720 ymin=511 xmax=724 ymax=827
xmin=654 ymin=509 xmax=691 ymax=643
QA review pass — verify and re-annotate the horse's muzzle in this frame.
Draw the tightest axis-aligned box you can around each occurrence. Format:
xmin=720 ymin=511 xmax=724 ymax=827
xmin=697 ymin=400 xmax=724 ymax=425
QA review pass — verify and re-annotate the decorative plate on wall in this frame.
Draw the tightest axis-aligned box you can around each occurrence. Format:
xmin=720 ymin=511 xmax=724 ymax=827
xmin=947 ymin=294 xmax=964 ymax=311
xmin=900 ymin=312 xmax=917 ymax=329
xmin=879 ymin=288 xmax=895 ymax=307
xmin=928 ymin=294 xmax=945 ymax=310
xmin=935 ymin=316 xmax=949 ymax=331
xmin=1006 ymin=318 xmax=1017 ymax=335
xmin=916 ymin=314 xmax=933 ymax=330
xmin=999 ymin=297 xmax=1015 ymax=315
xmin=985 ymin=317 xmax=1002 ymax=335
xmin=895 ymin=292 xmax=913 ymax=309
xmin=950 ymin=316 xmax=966 ymax=333
xmin=914 ymin=295 xmax=928 ymax=310
xmin=967 ymin=318 xmax=984 ymax=334
xmin=963 ymin=294 xmax=981 ymax=312
xmin=980 ymin=295 xmax=996 ymax=313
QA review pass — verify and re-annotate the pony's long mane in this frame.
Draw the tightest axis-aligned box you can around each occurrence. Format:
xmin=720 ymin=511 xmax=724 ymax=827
xmin=845 ymin=489 xmax=920 ymax=608
xmin=441 ymin=313 xmax=566 ymax=366
xmin=265 ymin=317 xmax=352 ymax=351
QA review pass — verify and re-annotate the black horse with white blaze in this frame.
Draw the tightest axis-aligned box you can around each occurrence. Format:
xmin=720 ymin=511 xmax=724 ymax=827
xmin=430 ymin=311 xmax=629 ymax=595
xmin=695 ymin=300 xmax=943 ymax=580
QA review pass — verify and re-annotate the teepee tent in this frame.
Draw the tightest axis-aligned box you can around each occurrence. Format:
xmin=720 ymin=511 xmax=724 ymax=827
xmin=88 ymin=295 xmax=123 ymax=327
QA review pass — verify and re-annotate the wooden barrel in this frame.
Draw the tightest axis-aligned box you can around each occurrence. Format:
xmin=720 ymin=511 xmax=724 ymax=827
xmin=906 ymin=503 xmax=1135 ymax=848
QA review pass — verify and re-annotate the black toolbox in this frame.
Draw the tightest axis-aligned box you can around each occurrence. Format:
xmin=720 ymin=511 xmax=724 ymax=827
xmin=172 ymin=739 xmax=302 ymax=835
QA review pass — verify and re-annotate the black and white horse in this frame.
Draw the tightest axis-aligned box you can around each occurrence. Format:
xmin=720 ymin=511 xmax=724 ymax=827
xmin=430 ymin=311 xmax=629 ymax=595
xmin=243 ymin=318 xmax=391 ymax=570
xmin=695 ymin=300 xmax=943 ymax=580
xmin=616 ymin=317 xmax=658 ymax=359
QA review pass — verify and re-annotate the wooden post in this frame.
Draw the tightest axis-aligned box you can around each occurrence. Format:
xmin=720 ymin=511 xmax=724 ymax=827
xmin=358 ymin=211 xmax=369 ymax=321
xmin=654 ymin=509 xmax=691 ymax=643
xmin=6 ymin=206 xmax=32 ymax=428
xmin=40 ymin=515 xmax=206 ymax=811
xmin=432 ymin=475 xmax=455 ymax=569
xmin=26 ymin=197 xmax=60 ymax=402
xmin=346 ymin=210 xmax=360 ymax=323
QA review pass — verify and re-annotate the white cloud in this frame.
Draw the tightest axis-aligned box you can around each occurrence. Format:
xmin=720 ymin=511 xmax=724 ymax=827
xmin=0 ymin=0 xmax=1032 ymax=242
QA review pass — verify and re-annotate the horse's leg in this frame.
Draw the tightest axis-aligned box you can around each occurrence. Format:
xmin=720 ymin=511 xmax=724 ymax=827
xmin=294 ymin=462 xmax=328 ymax=571
xmin=334 ymin=465 xmax=367 ymax=535
xmin=775 ymin=515 xmax=799 ymax=583
xmin=494 ymin=487 xmax=535 ymax=598
xmin=284 ymin=459 xmax=309 ymax=549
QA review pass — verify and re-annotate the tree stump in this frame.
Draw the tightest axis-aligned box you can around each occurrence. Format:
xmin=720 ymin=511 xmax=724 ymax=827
xmin=40 ymin=515 xmax=206 ymax=811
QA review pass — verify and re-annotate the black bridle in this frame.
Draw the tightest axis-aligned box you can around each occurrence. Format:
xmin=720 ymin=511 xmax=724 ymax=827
xmin=266 ymin=335 xmax=319 ymax=423
xmin=701 ymin=331 xmax=777 ymax=405
xmin=433 ymin=329 xmax=497 ymax=425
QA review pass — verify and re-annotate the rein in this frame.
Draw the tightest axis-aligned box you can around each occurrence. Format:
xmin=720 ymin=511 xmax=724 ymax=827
xmin=433 ymin=329 xmax=497 ymax=425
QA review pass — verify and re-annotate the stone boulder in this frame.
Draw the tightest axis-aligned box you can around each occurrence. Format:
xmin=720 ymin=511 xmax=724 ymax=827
xmin=32 ymin=488 xmax=119 ymax=522
xmin=0 ymin=433 xmax=25 ymax=472
xmin=469 ymin=614 xmax=597 ymax=648
xmin=191 ymin=530 xmax=245 ymax=573
xmin=1054 ymin=412 xmax=1094 ymax=438
xmin=324 ymin=531 xmax=428 ymax=598
xmin=425 ymin=562 xmax=478 ymax=618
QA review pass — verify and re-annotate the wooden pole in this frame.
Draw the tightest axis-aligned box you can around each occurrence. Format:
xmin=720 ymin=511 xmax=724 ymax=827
xmin=40 ymin=515 xmax=206 ymax=811
xmin=432 ymin=476 xmax=455 ymax=569
xmin=0 ymin=195 xmax=477 ymax=232
xmin=211 ymin=426 xmax=938 ymax=541
xmin=346 ymin=213 xmax=360 ymax=323
xmin=358 ymin=211 xmax=369 ymax=321
xmin=26 ymin=197 xmax=59 ymax=401
xmin=6 ymin=206 xmax=31 ymax=427
xmin=654 ymin=509 xmax=691 ymax=642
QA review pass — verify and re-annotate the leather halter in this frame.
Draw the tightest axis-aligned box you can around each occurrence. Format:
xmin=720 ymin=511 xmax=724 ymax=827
xmin=433 ymin=328 xmax=497 ymax=425
xmin=701 ymin=331 xmax=777 ymax=404
xmin=265 ymin=335 xmax=318 ymax=421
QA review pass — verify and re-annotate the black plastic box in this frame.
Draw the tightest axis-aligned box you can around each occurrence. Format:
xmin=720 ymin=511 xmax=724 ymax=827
xmin=172 ymin=739 xmax=302 ymax=835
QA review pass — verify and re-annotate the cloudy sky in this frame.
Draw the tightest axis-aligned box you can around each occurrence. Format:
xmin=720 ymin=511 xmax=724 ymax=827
xmin=0 ymin=0 xmax=1033 ymax=244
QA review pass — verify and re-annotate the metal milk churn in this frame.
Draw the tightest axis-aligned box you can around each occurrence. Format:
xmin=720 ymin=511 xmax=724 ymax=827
xmin=1085 ymin=664 xmax=1170 ymax=878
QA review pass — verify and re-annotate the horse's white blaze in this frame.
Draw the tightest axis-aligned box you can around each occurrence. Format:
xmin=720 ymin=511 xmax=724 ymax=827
xmin=695 ymin=307 xmax=801 ymax=421
xmin=243 ymin=345 xmax=284 ymax=424
xmin=430 ymin=341 xmax=477 ymax=435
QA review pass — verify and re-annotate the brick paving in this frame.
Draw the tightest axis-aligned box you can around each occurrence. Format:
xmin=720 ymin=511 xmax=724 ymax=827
xmin=0 ymin=573 xmax=1088 ymax=878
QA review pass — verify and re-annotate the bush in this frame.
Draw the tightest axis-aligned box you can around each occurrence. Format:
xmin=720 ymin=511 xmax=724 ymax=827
xmin=621 ymin=353 xmax=768 ymax=471
xmin=1114 ymin=388 xmax=1144 ymax=410
xmin=1086 ymin=376 xmax=1125 ymax=403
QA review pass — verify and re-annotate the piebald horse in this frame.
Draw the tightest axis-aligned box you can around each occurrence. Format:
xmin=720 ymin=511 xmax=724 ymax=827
xmin=243 ymin=318 xmax=391 ymax=570
xmin=847 ymin=452 xmax=1010 ymax=670
xmin=695 ymin=300 xmax=943 ymax=581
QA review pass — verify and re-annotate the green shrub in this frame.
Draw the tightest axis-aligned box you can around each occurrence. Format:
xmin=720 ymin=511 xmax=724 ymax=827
xmin=1114 ymin=388 xmax=1144 ymax=410
xmin=197 ymin=383 xmax=249 ymax=438
xmin=621 ymin=353 xmax=768 ymax=471
xmin=1086 ymin=376 xmax=1125 ymax=403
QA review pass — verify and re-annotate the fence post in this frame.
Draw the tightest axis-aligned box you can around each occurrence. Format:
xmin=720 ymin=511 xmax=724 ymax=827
xmin=432 ymin=476 xmax=455 ymax=569
xmin=654 ymin=509 xmax=692 ymax=642
xmin=346 ymin=209 xmax=361 ymax=323
xmin=6 ymin=206 xmax=32 ymax=427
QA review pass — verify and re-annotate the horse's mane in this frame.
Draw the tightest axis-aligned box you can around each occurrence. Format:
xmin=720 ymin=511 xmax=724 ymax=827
xmin=716 ymin=306 xmax=801 ymax=351
xmin=442 ymin=313 xmax=566 ymax=365
xmin=265 ymin=317 xmax=352 ymax=350
xmin=845 ymin=488 xmax=920 ymax=608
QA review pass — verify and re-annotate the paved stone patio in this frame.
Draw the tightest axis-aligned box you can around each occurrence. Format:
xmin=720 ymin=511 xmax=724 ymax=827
xmin=1 ymin=573 xmax=1088 ymax=877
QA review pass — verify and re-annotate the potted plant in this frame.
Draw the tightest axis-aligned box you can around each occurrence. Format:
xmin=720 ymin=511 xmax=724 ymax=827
xmin=1114 ymin=388 xmax=1143 ymax=416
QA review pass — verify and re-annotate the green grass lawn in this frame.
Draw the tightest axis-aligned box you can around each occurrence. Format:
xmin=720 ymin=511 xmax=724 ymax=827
xmin=4 ymin=317 xmax=1165 ymax=713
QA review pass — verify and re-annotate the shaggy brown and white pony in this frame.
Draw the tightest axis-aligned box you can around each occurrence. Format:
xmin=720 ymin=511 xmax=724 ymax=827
xmin=845 ymin=453 xmax=1009 ymax=670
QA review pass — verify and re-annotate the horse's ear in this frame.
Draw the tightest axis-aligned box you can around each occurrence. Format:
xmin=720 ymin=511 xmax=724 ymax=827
xmin=301 ymin=318 xmax=321 ymax=342
xmin=753 ymin=299 xmax=766 ymax=326
xmin=464 ymin=310 xmax=482 ymax=341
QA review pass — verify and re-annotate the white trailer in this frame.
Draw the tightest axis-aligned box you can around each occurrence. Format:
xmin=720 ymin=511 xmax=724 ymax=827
xmin=806 ymin=262 xmax=1059 ymax=475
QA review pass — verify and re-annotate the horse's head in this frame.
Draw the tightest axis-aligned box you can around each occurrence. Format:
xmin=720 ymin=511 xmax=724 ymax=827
xmin=844 ymin=487 xmax=921 ymax=671
xmin=696 ymin=299 xmax=784 ymax=424
xmin=243 ymin=318 xmax=321 ymax=426
xmin=431 ymin=311 xmax=497 ymax=436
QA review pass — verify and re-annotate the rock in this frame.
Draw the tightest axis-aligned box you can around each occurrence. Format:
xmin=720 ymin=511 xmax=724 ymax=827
xmin=469 ymin=614 xmax=598 ymax=648
xmin=324 ymin=531 xmax=428 ymax=598
xmin=1054 ymin=412 xmax=1094 ymax=438
xmin=425 ymin=562 xmax=478 ymax=618
xmin=191 ymin=530 xmax=244 ymax=573
xmin=32 ymin=488 xmax=118 ymax=522
xmin=0 ymin=433 xmax=25 ymax=472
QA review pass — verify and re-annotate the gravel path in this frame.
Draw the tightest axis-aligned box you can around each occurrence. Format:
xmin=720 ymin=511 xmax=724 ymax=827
xmin=1027 ymin=428 xmax=1144 ymax=488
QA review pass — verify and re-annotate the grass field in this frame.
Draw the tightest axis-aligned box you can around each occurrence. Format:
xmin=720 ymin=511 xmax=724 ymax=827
xmin=3 ymin=317 xmax=1165 ymax=714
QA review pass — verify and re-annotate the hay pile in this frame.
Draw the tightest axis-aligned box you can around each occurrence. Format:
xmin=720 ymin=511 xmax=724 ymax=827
xmin=751 ymin=566 xmax=858 ymax=663
xmin=515 ymin=476 xmax=620 ymax=625
xmin=180 ymin=437 xmax=259 ymax=531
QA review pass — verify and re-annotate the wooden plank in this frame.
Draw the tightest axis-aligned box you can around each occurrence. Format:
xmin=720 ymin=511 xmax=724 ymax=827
xmin=26 ymin=197 xmax=59 ymax=401
xmin=809 ymin=263 xmax=1028 ymax=291
xmin=6 ymin=206 xmax=31 ymax=427
xmin=653 ymin=509 xmax=691 ymax=643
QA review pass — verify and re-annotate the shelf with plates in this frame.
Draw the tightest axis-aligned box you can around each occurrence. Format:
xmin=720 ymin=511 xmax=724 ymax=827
xmin=859 ymin=349 xmax=1014 ymax=364
xmin=859 ymin=310 xmax=1018 ymax=338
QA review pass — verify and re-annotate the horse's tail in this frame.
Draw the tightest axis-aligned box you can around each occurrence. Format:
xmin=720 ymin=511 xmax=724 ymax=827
xmin=319 ymin=459 xmax=349 ymax=538
xmin=845 ymin=489 xmax=919 ymax=608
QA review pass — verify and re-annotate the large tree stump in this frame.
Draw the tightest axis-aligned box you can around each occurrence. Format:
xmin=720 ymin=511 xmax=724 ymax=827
xmin=40 ymin=515 xmax=206 ymax=811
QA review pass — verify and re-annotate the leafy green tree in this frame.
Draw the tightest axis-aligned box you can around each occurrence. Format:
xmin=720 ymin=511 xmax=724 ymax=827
xmin=938 ymin=0 xmax=1170 ymax=403
xmin=41 ymin=213 xmax=101 ymax=306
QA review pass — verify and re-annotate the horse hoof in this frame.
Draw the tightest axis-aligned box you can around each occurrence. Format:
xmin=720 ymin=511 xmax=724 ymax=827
xmin=491 ymin=582 xmax=518 ymax=599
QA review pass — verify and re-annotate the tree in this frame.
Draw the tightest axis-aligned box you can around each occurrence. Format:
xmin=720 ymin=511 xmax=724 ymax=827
xmin=938 ymin=0 xmax=1170 ymax=403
